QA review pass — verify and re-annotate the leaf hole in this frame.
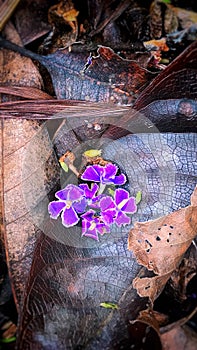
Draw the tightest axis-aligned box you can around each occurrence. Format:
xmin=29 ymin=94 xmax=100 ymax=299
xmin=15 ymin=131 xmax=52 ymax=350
xmin=167 ymin=239 xmax=169 ymax=243
xmin=146 ymin=249 xmax=150 ymax=253
xmin=158 ymin=227 xmax=161 ymax=230
xmin=170 ymin=225 xmax=174 ymax=229
xmin=163 ymin=224 xmax=167 ymax=226
xmin=156 ymin=236 xmax=161 ymax=241
xmin=169 ymin=232 xmax=172 ymax=235
xmin=145 ymin=285 xmax=150 ymax=290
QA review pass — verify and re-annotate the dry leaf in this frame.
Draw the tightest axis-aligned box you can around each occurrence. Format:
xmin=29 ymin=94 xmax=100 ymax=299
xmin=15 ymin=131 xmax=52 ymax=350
xmin=129 ymin=186 xmax=197 ymax=303
xmin=128 ymin=308 xmax=162 ymax=350
xmin=171 ymin=6 xmax=197 ymax=29
xmin=0 ymin=19 xmax=55 ymax=310
xmin=0 ymin=23 xmax=42 ymax=93
xmin=161 ymin=325 xmax=197 ymax=350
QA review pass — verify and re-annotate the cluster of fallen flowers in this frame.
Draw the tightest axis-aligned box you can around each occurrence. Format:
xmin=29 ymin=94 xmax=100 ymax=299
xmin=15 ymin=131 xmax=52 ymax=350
xmin=48 ymin=163 xmax=137 ymax=241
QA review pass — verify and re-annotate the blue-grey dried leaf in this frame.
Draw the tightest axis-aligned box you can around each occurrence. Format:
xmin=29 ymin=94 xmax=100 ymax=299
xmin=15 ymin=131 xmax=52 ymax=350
xmin=16 ymin=133 xmax=197 ymax=349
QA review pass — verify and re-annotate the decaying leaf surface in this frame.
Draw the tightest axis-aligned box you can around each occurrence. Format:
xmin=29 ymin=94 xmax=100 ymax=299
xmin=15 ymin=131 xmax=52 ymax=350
xmin=134 ymin=40 xmax=197 ymax=110
xmin=2 ymin=119 xmax=60 ymax=309
xmin=0 ymin=39 xmax=153 ymax=103
xmin=0 ymin=23 xmax=42 ymax=96
xmin=14 ymin=0 xmax=51 ymax=45
xmin=161 ymin=325 xmax=197 ymax=350
xmin=127 ymin=308 xmax=164 ymax=350
xmin=0 ymin=21 xmax=59 ymax=310
xmin=14 ymin=132 xmax=197 ymax=349
xmin=129 ymin=186 xmax=197 ymax=302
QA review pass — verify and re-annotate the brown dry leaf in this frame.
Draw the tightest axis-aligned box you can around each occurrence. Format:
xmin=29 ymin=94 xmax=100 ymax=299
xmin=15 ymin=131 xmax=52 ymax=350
xmin=128 ymin=185 xmax=197 ymax=303
xmin=169 ymin=244 xmax=197 ymax=302
xmin=0 ymin=19 xmax=56 ymax=310
xmin=128 ymin=308 xmax=162 ymax=350
xmin=143 ymin=38 xmax=169 ymax=52
xmin=161 ymin=325 xmax=197 ymax=350
xmin=133 ymin=274 xmax=171 ymax=303
xmin=0 ymin=23 xmax=42 ymax=94
xmin=170 ymin=5 xmax=197 ymax=30
xmin=150 ymin=0 xmax=178 ymax=38
xmin=14 ymin=0 xmax=51 ymax=45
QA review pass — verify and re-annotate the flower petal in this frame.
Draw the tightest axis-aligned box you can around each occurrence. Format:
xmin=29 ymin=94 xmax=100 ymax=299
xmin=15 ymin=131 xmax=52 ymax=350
xmin=115 ymin=211 xmax=131 ymax=227
xmin=101 ymin=210 xmax=116 ymax=225
xmin=82 ymin=217 xmax=90 ymax=234
xmin=100 ymin=196 xmax=115 ymax=211
xmin=73 ymin=197 xmax=87 ymax=213
xmin=82 ymin=229 xmax=99 ymax=241
xmin=48 ymin=201 xmax=65 ymax=219
xmin=55 ymin=184 xmax=84 ymax=201
xmin=55 ymin=187 xmax=70 ymax=200
xmin=121 ymin=197 xmax=137 ymax=213
xmin=81 ymin=218 xmax=99 ymax=240
xmin=103 ymin=163 xmax=118 ymax=179
xmin=61 ymin=206 xmax=79 ymax=227
xmin=110 ymin=173 xmax=126 ymax=185
xmin=67 ymin=185 xmax=84 ymax=201
xmin=114 ymin=188 xmax=129 ymax=206
xmin=81 ymin=210 xmax=95 ymax=221
xmin=96 ymin=222 xmax=110 ymax=235
xmin=79 ymin=183 xmax=99 ymax=199
xmin=90 ymin=194 xmax=104 ymax=208
xmin=81 ymin=165 xmax=102 ymax=182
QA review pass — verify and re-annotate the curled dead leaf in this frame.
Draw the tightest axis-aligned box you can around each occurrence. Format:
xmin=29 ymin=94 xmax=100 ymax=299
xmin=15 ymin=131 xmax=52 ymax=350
xmin=128 ymin=308 xmax=162 ymax=350
xmin=129 ymin=185 xmax=197 ymax=302
xmin=133 ymin=274 xmax=171 ymax=303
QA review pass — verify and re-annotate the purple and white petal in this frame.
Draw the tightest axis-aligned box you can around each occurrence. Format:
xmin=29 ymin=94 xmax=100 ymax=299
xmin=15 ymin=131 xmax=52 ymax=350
xmin=101 ymin=209 xmax=116 ymax=225
xmin=111 ymin=173 xmax=127 ymax=185
xmin=81 ymin=165 xmax=101 ymax=182
xmin=67 ymin=185 xmax=84 ymax=201
xmin=48 ymin=201 xmax=65 ymax=219
xmin=114 ymin=188 xmax=129 ymax=206
xmin=79 ymin=183 xmax=99 ymax=199
xmin=121 ymin=197 xmax=137 ymax=213
xmin=82 ymin=218 xmax=90 ymax=235
xmin=100 ymin=196 xmax=115 ymax=211
xmin=90 ymin=194 xmax=104 ymax=208
xmin=96 ymin=222 xmax=110 ymax=235
xmin=55 ymin=187 xmax=70 ymax=200
xmin=82 ymin=229 xmax=99 ymax=241
xmin=103 ymin=163 xmax=118 ymax=180
xmin=115 ymin=211 xmax=131 ymax=227
xmin=81 ymin=209 xmax=95 ymax=220
xmin=61 ymin=206 xmax=79 ymax=227
xmin=73 ymin=197 xmax=87 ymax=213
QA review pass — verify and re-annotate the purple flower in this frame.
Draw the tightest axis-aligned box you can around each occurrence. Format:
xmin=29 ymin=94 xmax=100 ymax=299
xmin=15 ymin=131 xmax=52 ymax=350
xmin=79 ymin=183 xmax=104 ymax=209
xmin=79 ymin=183 xmax=99 ymax=199
xmin=48 ymin=184 xmax=87 ymax=227
xmin=99 ymin=196 xmax=117 ymax=225
xmin=81 ymin=210 xmax=110 ymax=241
xmin=100 ymin=188 xmax=137 ymax=227
xmin=81 ymin=163 xmax=126 ymax=185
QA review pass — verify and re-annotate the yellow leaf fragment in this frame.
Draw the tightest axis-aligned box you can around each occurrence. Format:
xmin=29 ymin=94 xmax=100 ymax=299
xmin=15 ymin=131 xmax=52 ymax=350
xmin=83 ymin=149 xmax=102 ymax=158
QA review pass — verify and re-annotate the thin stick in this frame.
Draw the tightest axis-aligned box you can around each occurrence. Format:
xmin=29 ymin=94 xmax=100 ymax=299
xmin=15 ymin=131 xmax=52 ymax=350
xmin=0 ymin=0 xmax=21 ymax=32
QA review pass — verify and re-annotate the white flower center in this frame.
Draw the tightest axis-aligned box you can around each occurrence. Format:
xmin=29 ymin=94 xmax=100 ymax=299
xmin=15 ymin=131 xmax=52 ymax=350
xmin=89 ymin=221 xmax=96 ymax=230
xmin=65 ymin=200 xmax=72 ymax=209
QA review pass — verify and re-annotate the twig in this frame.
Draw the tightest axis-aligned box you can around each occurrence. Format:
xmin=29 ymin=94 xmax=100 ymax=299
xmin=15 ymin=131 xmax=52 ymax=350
xmin=0 ymin=0 xmax=21 ymax=32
